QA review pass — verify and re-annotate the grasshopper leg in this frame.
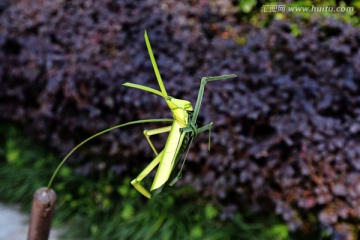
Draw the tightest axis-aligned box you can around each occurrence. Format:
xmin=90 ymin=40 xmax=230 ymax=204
xmin=197 ymin=122 xmax=213 ymax=150
xmin=131 ymin=150 xmax=164 ymax=199
xmin=197 ymin=122 xmax=213 ymax=134
xmin=143 ymin=126 xmax=171 ymax=156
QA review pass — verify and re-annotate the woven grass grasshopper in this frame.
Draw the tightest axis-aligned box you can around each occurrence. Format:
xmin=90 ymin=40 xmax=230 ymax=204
xmin=47 ymin=31 xmax=236 ymax=199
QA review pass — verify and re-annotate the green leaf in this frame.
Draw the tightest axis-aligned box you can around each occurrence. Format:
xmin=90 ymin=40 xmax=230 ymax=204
xmin=118 ymin=184 xmax=129 ymax=196
xmin=268 ymin=224 xmax=289 ymax=239
xmin=205 ymin=204 xmax=218 ymax=220
xmin=290 ymin=23 xmax=301 ymax=37
xmin=190 ymin=225 xmax=203 ymax=239
xmin=6 ymin=148 xmax=20 ymax=164
xmin=60 ymin=166 xmax=72 ymax=177
xmin=238 ymin=0 xmax=257 ymax=13
xmin=90 ymin=224 xmax=99 ymax=235
xmin=121 ymin=204 xmax=134 ymax=220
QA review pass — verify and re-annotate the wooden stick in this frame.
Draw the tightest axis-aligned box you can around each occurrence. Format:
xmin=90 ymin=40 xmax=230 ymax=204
xmin=27 ymin=187 xmax=56 ymax=240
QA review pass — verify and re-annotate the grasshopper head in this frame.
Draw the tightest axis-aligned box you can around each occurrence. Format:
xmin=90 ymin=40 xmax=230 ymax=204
xmin=166 ymin=97 xmax=193 ymax=126
xmin=166 ymin=97 xmax=193 ymax=112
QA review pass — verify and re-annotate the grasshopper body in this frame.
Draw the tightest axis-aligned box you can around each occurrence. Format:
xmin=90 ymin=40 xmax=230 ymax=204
xmin=124 ymin=31 xmax=236 ymax=198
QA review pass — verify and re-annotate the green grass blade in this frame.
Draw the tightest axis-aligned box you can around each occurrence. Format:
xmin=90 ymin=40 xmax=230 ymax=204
xmin=202 ymin=74 xmax=237 ymax=82
xmin=144 ymin=30 xmax=168 ymax=97
xmin=192 ymin=74 xmax=237 ymax=124
xmin=123 ymin=82 xmax=165 ymax=98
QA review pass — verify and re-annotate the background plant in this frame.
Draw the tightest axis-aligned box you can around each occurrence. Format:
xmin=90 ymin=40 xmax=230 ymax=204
xmin=0 ymin=0 xmax=359 ymax=238
xmin=0 ymin=123 xmax=291 ymax=239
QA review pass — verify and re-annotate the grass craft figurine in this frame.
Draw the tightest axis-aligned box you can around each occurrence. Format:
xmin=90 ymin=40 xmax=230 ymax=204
xmin=46 ymin=31 xmax=237 ymax=199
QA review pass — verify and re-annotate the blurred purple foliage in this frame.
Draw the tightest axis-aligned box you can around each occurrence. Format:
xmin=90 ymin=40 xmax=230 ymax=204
xmin=0 ymin=0 xmax=359 ymax=235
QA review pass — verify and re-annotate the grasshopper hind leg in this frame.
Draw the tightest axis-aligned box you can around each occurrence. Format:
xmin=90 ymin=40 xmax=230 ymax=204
xmin=131 ymin=150 xmax=164 ymax=199
xmin=131 ymin=179 xmax=152 ymax=199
